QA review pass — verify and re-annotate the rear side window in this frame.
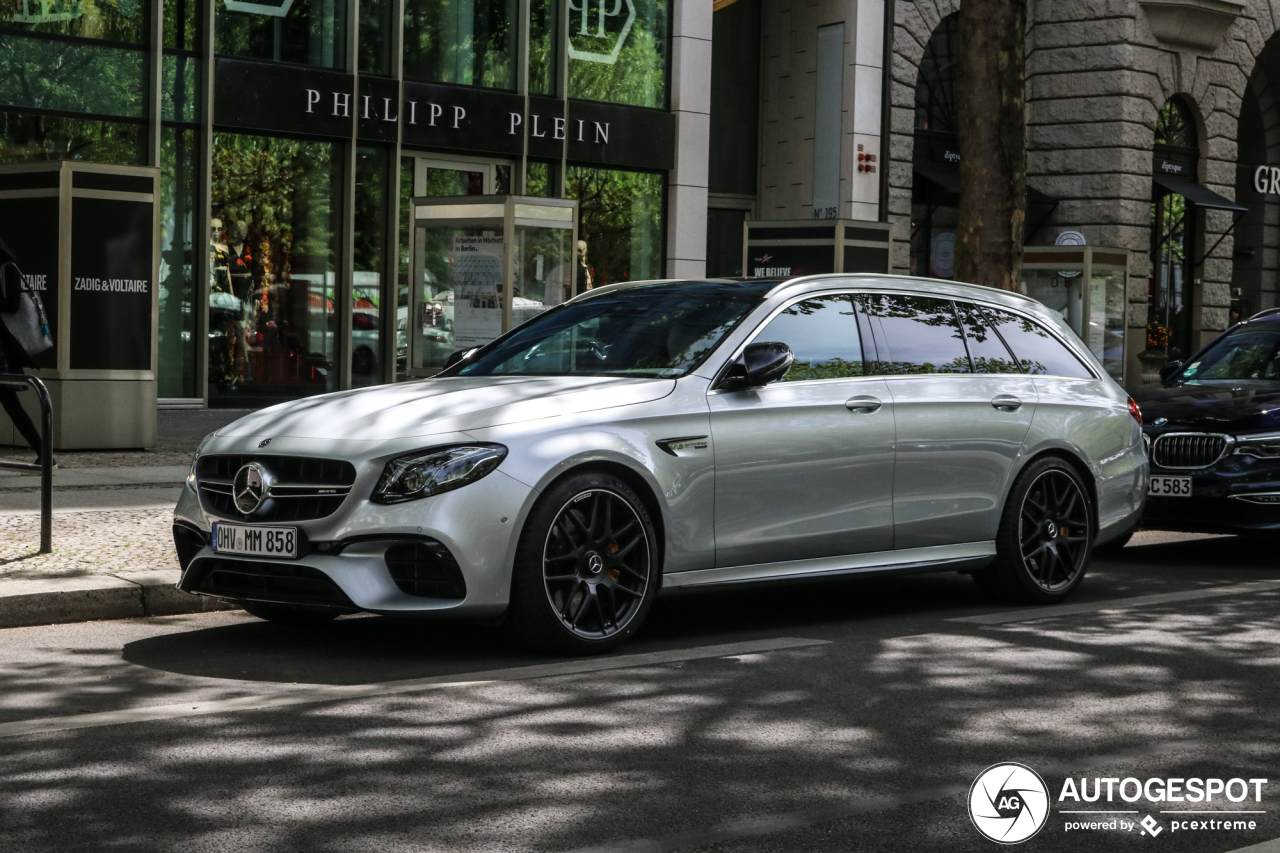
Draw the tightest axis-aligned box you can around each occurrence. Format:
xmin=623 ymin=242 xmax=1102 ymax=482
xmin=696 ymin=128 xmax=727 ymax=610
xmin=754 ymin=293 xmax=864 ymax=381
xmin=984 ymin=307 xmax=1094 ymax=379
xmin=954 ymin=302 xmax=1022 ymax=374
xmin=857 ymin=294 xmax=972 ymax=375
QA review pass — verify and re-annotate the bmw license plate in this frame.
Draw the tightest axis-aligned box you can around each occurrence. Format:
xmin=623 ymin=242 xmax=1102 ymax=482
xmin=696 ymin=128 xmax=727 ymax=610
xmin=1148 ymin=475 xmax=1192 ymax=498
xmin=211 ymin=523 xmax=298 ymax=558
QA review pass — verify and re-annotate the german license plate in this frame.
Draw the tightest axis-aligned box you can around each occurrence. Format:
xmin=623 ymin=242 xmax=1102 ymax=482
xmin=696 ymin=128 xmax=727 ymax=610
xmin=211 ymin=523 xmax=298 ymax=558
xmin=1148 ymin=475 xmax=1192 ymax=498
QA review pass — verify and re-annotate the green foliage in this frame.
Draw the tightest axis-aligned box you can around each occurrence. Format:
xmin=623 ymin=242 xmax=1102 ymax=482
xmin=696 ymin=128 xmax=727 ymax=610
xmin=567 ymin=167 xmax=662 ymax=286
xmin=403 ymin=0 xmax=517 ymax=89
xmin=0 ymin=34 xmax=146 ymax=118
xmin=569 ymin=24 xmax=667 ymax=109
xmin=783 ymin=358 xmax=864 ymax=382
xmin=0 ymin=111 xmax=144 ymax=163
xmin=0 ymin=0 xmax=145 ymax=43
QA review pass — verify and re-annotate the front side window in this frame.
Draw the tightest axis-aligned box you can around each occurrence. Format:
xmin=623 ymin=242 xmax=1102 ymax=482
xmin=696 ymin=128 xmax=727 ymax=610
xmin=954 ymin=302 xmax=1021 ymax=374
xmin=456 ymin=281 xmax=771 ymax=377
xmin=1178 ymin=326 xmax=1280 ymax=382
xmin=985 ymin=307 xmax=1093 ymax=379
xmin=858 ymin=293 xmax=971 ymax=375
xmin=754 ymin=294 xmax=864 ymax=382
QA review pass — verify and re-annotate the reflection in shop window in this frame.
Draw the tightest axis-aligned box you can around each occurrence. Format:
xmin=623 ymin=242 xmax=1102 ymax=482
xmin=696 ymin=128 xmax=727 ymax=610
xmin=215 ymin=0 xmax=347 ymax=69
xmin=403 ymin=0 xmax=517 ymax=90
xmin=353 ymin=146 xmax=388 ymax=387
xmin=565 ymin=0 xmax=667 ymax=108
xmin=567 ymin=166 xmax=663 ymax=287
xmin=0 ymin=36 xmax=147 ymax=119
xmin=0 ymin=0 xmax=147 ymax=42
xmin=159 ymin=127 xmax=198 ymax=398
xmin=210 ymin=132 xmax=341 ymax=404
xmin=0 ymin=111 xmax=145 ymax=163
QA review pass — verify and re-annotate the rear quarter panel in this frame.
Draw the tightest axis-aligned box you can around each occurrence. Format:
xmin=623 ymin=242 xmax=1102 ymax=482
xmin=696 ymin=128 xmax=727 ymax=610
xmin=1025 ymin=376 xmax=1147 ymax=536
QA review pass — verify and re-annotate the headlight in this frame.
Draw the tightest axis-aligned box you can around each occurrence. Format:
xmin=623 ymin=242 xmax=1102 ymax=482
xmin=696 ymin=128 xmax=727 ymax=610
xmin=371 ymin=444 xmax=507 ymax=504
xmin=1234 ymin=433 xmax=1280 ymax=458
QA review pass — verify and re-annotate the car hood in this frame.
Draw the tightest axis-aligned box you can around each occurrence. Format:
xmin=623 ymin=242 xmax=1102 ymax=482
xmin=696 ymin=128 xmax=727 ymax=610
xmin=1132 ymin=381 xmax=1280 ymax=434
xmin=217 ymin=376 xmax=677 ymax=441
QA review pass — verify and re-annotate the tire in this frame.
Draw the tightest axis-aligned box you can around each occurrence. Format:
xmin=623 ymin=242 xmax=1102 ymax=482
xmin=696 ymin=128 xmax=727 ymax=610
xmin=242 ymin=602 xmax=341 ymax=625
xmin=509 ymin=471 xmax=659 ymax=655
xmin=976 ymin=457 xmax=1093 ymax=604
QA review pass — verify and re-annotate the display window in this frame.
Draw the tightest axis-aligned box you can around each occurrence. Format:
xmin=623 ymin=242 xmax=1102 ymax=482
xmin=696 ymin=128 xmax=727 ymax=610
xmin=0 ymin=110 xmax=146 ymax=164
xmin=567 ymin=166 xmax=663 ymax=287
xmin=215 ymin=0 xmax=347 ymax=69
xmin=209 ymin=132 xmax=342 ymax=405
xmin=0 ymin=0 xmax=147 ymax=42
xmin=403 ymin=0 xmax=518 ymax=90
xmin=564 ymin=0 xmax=668 ymax=109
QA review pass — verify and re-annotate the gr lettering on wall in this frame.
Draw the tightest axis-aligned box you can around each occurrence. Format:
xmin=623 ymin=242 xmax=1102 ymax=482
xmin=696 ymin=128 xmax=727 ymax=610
xmin=1254 ymin=165 xmax=1280 ymax=194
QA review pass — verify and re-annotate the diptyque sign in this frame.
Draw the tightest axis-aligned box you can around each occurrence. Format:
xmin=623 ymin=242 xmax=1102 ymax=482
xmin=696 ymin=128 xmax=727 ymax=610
xmin=214 ymin=58 xmax=675 ymax=172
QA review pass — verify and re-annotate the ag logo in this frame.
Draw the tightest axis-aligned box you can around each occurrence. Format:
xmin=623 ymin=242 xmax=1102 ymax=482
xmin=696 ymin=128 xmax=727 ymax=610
xmin=968 ymin=763 xmax=1049 ymax=844
xmin=568 ymin=0 xmax=636 ymax=65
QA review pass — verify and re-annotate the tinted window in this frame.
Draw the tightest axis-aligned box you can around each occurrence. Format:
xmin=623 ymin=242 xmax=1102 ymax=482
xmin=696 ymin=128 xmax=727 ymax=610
xmin=954 ymin=302 xmax=1022 ymax=374
xmin=985 ymin=308 xmax=1093 ymax=379
xmin=858 ymin=294 xmax=971 ymax=374
xmin=754 ymin=294 xmax=864 ymax=382
xmin=1179 ymin=326 xmax=1280 ymax=381
xmin=456 ymin=281 xmax=773 ymax=377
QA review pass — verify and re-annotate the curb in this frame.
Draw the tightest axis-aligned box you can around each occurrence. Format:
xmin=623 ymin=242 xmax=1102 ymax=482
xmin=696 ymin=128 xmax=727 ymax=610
xmin=0 ymin=571 xmax=237 ymax=629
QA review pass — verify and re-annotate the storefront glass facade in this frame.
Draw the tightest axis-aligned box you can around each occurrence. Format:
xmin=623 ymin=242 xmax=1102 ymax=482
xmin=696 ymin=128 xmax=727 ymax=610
xmin=0 ymin=0 xmax=675 ymax=406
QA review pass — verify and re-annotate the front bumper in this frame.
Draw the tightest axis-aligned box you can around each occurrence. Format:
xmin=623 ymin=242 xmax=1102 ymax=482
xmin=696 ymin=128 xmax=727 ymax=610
xmin=173 ymin=467 xmax=537 ymax=617
xmin=1142 ymin=453 xmax=1280 ymax=535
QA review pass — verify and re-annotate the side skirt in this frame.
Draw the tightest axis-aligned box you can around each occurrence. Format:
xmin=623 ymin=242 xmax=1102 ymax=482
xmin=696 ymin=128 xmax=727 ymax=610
xmin=660 ymin=541 xmax=997 ymax=592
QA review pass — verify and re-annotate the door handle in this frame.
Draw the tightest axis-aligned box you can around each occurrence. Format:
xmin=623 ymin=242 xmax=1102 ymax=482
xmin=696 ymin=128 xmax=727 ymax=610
xmin=991 ymin=395 xmax=1023 ymax=412
xmin=845 ymin=395 xmax=882 ymax=413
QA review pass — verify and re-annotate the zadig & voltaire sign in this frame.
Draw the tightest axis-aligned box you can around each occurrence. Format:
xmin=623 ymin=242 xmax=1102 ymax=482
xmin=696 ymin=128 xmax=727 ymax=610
xmin=213 ymin=57 xmax=675 ymax=172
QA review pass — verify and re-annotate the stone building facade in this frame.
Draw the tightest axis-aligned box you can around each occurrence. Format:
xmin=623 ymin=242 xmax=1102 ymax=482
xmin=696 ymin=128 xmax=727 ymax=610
xmin=887 ymin=0 xmax=1269 ymax=388
xmin=717 ymin=0 xmax=1280 ymax=389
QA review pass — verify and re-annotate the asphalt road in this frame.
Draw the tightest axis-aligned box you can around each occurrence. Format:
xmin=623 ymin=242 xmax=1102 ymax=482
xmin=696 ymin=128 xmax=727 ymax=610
xmin=1 ymin=532 xmax=1278 ymax=853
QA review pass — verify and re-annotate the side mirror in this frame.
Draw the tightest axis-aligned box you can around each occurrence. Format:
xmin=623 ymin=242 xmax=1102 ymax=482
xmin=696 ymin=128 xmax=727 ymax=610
xmin=717 ymin=341 xmax=794 ymax=392
xmin=1159 ymin=360 xmax=1183 ymax=383
xmin=443 ymin=347 xmax=478 ymax=370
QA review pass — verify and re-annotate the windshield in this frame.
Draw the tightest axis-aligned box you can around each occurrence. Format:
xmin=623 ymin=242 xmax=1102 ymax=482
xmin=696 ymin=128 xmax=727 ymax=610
xmin=454 ymin=281 xmax=775 ymax=378
xmin=1179 ymin=326 xmax=1280 ymax=382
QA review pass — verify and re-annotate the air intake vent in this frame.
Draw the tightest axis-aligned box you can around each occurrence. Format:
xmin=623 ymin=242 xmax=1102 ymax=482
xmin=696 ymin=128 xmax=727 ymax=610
xmin=1151 ymin=433 xmax=1230 ymax=470
xmin=384 ymin=541 xmax=467 ymax=599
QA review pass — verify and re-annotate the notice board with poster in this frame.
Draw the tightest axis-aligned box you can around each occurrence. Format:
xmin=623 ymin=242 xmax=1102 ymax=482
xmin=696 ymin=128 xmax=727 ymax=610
xmin=0 ymin=162 xmax=159 ymax=449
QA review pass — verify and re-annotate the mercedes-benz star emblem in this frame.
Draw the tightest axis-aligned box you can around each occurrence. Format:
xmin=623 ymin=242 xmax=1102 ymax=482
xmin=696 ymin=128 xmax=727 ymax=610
xmin=233 ymin=464 xmax=268 ymax=515
xmin=586 ymin=552 xmax=604 ymax=575
xmin=258 ymin=438 xmax=272 ymax=448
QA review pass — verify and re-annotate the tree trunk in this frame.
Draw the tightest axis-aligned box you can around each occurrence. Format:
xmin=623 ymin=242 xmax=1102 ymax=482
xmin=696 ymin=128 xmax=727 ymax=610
xmin=955 ymin=0 xmax=1027 ymax=291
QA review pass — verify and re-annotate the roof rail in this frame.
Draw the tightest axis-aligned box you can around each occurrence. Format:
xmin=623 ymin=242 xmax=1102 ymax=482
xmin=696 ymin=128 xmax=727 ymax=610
xmin=1246 ymin=307 xmax=1280 ymax=322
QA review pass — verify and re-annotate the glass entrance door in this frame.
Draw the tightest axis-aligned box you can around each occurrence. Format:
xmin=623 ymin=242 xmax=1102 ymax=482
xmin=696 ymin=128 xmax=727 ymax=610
xmin=399 ymin=156 xmax=512 ymax=378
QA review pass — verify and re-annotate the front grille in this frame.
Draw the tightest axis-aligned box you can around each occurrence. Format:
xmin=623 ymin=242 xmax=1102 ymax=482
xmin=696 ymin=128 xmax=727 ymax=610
xmin=182 ymin=556 xmax=356 ymax=609
xmin=1151 ymin=432 xmax=1230 ymax=469
xmin=384 ymin=541 xmax=467 ymax=599
xmin=196 ymin=454 xmax=357 ymax=521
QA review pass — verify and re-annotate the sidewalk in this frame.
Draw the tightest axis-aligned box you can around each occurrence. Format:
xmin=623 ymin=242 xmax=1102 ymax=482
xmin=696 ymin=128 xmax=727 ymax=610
xmin=0 ymin=409 xmax=252 ymax=628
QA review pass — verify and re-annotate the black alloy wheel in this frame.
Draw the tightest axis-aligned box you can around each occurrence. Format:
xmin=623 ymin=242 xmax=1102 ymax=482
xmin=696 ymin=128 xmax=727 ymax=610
xmin=978 ymin=457 xmax=1093 ymax=603
xmin=510 ymin=472 xmax=658 ymax=654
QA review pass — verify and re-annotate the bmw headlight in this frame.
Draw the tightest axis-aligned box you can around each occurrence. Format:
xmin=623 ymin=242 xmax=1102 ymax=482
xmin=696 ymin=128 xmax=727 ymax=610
xmin=371 ymin=444 xmax=507 ymax=504
xmin=1235 ymin=433 xmax=1280 ymax=459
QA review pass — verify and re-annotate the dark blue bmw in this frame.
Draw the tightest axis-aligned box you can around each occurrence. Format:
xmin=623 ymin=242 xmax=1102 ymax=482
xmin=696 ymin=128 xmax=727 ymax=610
xmin=1133 ymin=310 xmax=1280 ymax=539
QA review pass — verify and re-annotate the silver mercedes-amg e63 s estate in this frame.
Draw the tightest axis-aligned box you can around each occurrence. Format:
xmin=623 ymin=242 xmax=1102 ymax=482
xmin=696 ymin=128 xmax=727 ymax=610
xmin=173 ymin=275 xmax=1147 ymax=653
